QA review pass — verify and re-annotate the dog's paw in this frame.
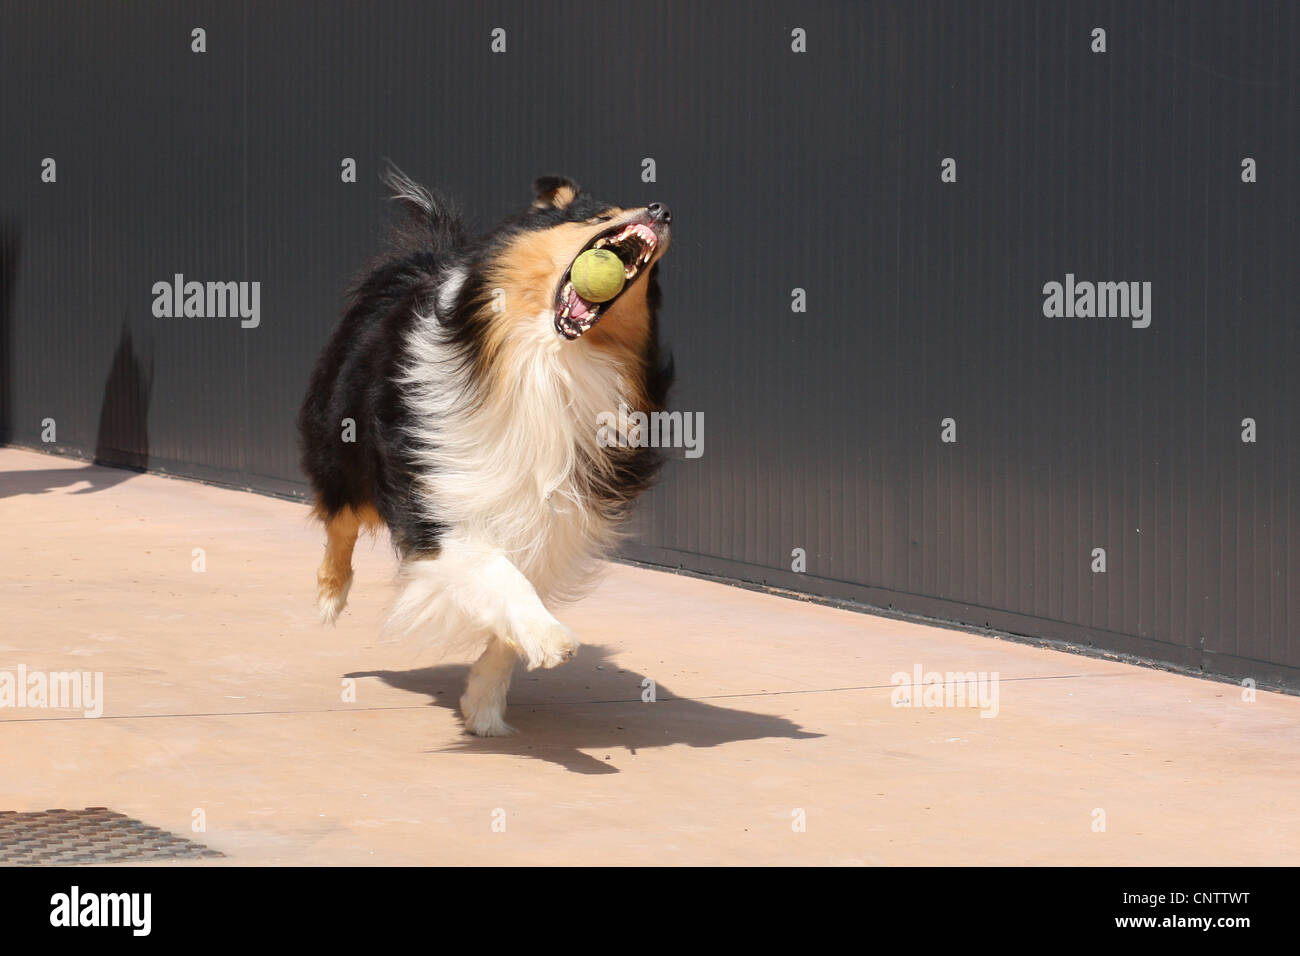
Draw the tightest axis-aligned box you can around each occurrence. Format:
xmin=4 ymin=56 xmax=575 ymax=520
xmin=316 ymin=571 xmax=352 ymax=625
xmin=317 ymin=588 xmax=348 ymax=624
xmin=460 ymin=695 xmax=517 ymax=737
xmin=512 ymin=618 xmax=580 ymax=670
xmin=530 ymin=621 xmax=580 ymax=670
xmin=506 ymin=612 xmax=580 ymax=670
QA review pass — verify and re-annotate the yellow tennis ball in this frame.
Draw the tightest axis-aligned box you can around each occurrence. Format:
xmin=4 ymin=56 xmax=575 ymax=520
xmin=571 ymin=248 xmax=626 ymax=302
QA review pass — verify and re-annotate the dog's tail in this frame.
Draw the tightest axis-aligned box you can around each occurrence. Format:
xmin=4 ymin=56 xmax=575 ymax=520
xmin=380 ymin=161 xmax=466 ymax=254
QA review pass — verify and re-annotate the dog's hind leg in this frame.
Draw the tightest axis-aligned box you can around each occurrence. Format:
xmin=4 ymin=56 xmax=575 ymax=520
xmin=315 ymin=506 xmax=362 ymax=623
xmin=460 ymin=638 xmax=519 ymax=736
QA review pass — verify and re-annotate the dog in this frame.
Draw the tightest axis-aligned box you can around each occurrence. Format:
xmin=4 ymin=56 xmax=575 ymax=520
xmin=297 ymin=168 xmax=673 ymax=735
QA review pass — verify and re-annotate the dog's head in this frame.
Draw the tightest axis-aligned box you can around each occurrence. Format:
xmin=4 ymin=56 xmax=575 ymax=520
xmin=471 ymin=177 xmax=671 ymax=350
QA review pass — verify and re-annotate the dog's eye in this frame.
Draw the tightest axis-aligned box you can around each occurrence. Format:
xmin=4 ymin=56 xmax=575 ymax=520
xmin=587 ymin=215 xmax=613 ymax=224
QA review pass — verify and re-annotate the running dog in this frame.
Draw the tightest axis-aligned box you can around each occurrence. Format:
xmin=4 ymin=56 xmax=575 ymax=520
xmin=297 ymin=168 xmax=672 ymax=735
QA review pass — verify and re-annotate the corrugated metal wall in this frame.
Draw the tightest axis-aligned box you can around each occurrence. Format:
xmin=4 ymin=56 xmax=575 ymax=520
xmin=2 ymin=2 xmax=1297 ymax=686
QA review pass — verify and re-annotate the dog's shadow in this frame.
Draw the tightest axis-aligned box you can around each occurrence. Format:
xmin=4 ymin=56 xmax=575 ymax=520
xmin=347 ymin=645 xmax=823 ymax=774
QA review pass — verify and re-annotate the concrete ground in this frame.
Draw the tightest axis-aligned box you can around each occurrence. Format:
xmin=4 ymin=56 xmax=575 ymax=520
xmin=1 ymin=445 xmax=1297 ymax=866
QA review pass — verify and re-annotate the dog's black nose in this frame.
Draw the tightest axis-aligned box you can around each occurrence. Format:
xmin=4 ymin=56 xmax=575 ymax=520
xmin=647 ymin=202 xmax=672 ymax=225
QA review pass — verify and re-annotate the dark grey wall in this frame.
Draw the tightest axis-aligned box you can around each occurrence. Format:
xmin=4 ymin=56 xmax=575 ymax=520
xmin=3 ymin=2 xmax=1297 ymax=686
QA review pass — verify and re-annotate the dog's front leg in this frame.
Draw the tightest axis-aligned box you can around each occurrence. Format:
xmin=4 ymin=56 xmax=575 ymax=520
xmin=460 ymin=637 xmax=519 ymax=736
xmin=389 ymin=539 xmax=579 ymax=736
xmin=389 ymin=537 xmax=580 ymax=670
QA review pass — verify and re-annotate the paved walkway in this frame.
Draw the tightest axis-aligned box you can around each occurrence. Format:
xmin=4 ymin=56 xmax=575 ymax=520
xmin=1 ymin=446 xmax=1296 ymax=864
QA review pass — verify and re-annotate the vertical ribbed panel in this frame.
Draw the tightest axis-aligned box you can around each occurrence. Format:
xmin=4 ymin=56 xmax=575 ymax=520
xmin=2 ymin=1 xmax=1297 ymax=683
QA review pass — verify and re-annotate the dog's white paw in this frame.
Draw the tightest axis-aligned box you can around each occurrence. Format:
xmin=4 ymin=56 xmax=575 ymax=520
xmin=537 ymin=621 xmax=580 ymax=669
xmin=317 ymin=586 xmax=349 ymax=624
xmin=515 ymin=620 xmax=579 ymax=670
xmin=316 ymin=571 xmax=352 ymax=624
xmin=460 ymin=694 xmax=517 ymax=737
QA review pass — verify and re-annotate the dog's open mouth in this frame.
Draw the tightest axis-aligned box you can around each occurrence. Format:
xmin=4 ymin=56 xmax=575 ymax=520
xmin=555 ymin=221 xmax=659 ymax=339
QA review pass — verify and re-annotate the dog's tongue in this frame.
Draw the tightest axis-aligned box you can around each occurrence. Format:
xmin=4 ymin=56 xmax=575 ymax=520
xmin=568 ymin=288 xmax=595 ymax=320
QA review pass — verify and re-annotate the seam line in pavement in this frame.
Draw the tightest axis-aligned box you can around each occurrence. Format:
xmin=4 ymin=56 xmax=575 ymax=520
xmin=0 ymin=672 xmax=1126 ymax=723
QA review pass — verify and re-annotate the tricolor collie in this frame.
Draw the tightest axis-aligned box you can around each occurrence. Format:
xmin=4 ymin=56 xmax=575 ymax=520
xmin=297 ymin=169 xmax=673 ymax=736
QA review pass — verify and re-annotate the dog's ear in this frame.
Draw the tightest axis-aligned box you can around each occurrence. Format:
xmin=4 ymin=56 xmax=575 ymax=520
xmin=532 ymin=175 xmax=580 ymax=210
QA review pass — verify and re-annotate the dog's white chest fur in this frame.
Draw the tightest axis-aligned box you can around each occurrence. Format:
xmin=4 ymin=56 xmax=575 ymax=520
xmin=402 ymin=304 xmax=631 ymax=604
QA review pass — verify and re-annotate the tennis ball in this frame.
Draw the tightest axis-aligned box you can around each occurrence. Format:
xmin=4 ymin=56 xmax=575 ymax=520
xmin=571 ymin=248 xmax=626 ymax=303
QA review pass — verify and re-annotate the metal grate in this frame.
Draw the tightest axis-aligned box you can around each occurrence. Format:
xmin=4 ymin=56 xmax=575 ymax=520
xmin=0 ymin=808 xmax=223 ymax=864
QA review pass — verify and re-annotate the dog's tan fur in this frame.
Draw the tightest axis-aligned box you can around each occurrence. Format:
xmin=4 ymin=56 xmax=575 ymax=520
xmin=313 ymin=502 xmax=384 ymax=622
